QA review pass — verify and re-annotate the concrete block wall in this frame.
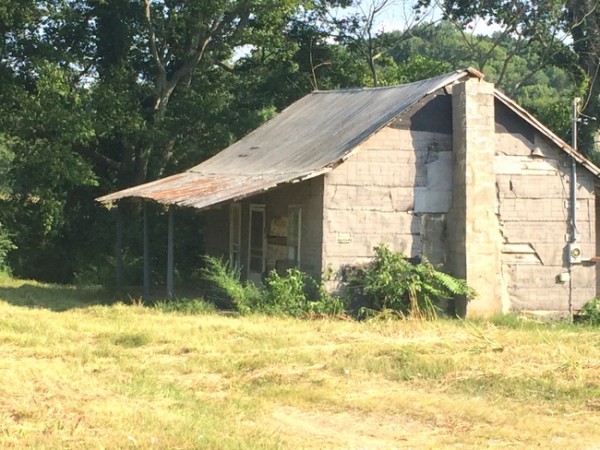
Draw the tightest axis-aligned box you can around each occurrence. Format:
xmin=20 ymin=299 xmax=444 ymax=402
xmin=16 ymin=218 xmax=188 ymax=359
xmin=495 ymin=108 xmax=597 ymax=314
xmin=322 ymin=91 xmax=454 ymax=282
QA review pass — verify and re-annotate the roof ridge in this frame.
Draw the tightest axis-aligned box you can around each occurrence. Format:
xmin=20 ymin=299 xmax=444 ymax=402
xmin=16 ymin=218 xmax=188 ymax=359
xmin=312 ymin=68 xmax=477 ymax=95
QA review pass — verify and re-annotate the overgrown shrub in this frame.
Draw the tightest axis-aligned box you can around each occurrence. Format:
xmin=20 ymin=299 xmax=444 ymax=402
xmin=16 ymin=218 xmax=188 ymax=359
xmin=200 ymin=247 xmax=473 ymax=320
xmin=200 ymin=256 xmax=344 ymax=317
xmin=200 ymin=256 xmax=261 ymax=312
xmin=577 ymin=297 xmax=600 ymax=326
xmin=262 ymin=269 xmax=345 ymax=316
xmin=346 ymin=244 xmax=475 ymax=320
xmin=261 ymin=268 xmax=307 ymax=316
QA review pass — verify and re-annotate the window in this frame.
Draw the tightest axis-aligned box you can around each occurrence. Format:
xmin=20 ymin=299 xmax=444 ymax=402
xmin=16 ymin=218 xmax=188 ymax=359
xmin=229 ymin=203 xmax=241 ymax=267
xmin=287 ymin=206 xmax=301 ymax=265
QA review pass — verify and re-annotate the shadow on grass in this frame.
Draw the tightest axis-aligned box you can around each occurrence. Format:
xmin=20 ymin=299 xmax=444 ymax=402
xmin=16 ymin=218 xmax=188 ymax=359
xmin=0 ymin=282 xmax=117 ymax=312
xmin=0 ymin=279 xmax=212 ymax=312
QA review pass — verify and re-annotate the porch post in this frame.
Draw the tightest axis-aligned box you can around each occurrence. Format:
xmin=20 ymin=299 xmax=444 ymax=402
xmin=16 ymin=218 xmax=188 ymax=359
xmin=167 ymin=205 xmax=175 ymax=299
xmin=115 ymin=203 xmax=124 ymax=288
xmin=143 ymin=202 xmax=150 ymax=301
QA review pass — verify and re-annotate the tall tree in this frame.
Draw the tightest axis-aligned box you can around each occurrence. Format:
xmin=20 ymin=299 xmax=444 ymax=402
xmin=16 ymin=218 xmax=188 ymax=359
xmin=413 ymin=0 xmax=599 ymax=152
xmin=0 ymin=0 xmax=321 ymax=282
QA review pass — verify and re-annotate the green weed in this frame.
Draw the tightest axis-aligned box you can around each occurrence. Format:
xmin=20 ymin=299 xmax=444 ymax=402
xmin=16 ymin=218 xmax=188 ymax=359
xmin=153 ymin=297 xmax=216 ymax=315
xmin=345 ymin=244 xmax=475 ymax=319
xmin=201 ymin=256 xmax=344 ymax=317
xmin=577 ymin=297 xmax=600 ymax=326
xmin=111 ymin=332 xmax=150 ymax=348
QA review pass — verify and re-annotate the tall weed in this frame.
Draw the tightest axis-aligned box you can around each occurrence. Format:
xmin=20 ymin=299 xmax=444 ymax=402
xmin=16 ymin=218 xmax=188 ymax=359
xmin=346 ymin=244 xmax=475 ymax=319
xmin=576 ymin=297 xmax=600 ymax=326
xmin=262 ymin=269 xmax=345 ymax=317
xmin=200 ymin=257 xmax=344 ymax=317
xmin=200 ymin=256 xmax=261 ymax=313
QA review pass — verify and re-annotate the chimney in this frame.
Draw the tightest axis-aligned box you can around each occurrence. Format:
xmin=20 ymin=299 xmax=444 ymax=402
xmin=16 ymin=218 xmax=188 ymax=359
xmin=448 ymin=77 xmax=503 ymax=316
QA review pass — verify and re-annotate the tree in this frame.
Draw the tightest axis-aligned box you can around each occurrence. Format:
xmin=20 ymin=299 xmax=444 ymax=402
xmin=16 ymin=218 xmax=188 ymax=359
xmin=0 ymin=0 xmax=322 ymax=282
xmin=413 ymin=0 xmax=600 ymax=154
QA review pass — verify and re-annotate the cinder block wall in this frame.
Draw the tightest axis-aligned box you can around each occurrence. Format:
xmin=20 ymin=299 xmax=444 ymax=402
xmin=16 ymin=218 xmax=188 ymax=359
xmin=495 ymin=101 xmax=597 ymax=314
xmin=321 ymin=90 xmax=454 ymax=284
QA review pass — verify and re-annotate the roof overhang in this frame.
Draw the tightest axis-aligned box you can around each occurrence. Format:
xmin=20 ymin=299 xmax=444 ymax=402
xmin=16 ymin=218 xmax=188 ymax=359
xmin=96 ymin=167 xmax=334 ymax=210
xmin=493 ymin=89 xmax=600 ymax=177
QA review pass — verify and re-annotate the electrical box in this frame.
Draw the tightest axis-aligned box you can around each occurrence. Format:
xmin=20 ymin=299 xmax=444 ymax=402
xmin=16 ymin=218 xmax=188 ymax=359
xmin=568 ymin=243 xmax=582 ymax=264
xmin=558 ymin=272 xmax=570 ymax=283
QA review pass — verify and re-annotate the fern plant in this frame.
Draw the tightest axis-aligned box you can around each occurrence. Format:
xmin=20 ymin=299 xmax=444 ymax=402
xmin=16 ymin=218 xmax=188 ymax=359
xmin=350 ymin=245 xmax=476 ymax=319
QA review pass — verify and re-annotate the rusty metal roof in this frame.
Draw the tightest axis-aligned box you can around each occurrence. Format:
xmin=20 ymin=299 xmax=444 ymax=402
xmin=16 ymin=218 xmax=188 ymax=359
xmin=97 ymin=68 xmax=479 ymax=208
xmin=98 ymin=67 xmax=599 ymax=209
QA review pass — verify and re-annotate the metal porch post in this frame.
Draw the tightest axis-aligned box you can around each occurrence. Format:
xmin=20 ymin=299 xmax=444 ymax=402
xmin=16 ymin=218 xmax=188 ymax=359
xmin=167 ymin=205 xmax=175 ymax=299
xmin=143 ymin=202 xmax=150 ymax=301
xmin=115 ymin=204 xmax=123 ymax=288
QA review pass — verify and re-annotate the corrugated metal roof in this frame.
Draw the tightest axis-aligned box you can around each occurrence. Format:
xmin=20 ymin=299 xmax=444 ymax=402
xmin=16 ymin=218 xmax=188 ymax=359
xmin=97 ymin=68 xmax=478 ymax=208
xmin=98 ymin=67 xmax=599 ymax=209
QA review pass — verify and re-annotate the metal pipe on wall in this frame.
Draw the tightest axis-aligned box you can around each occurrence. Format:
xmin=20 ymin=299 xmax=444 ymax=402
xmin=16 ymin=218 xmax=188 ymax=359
xmin=571 ymin=97 xmax=580 ymax=244
xmin=568 ymin=97 xmax=581 ymax=320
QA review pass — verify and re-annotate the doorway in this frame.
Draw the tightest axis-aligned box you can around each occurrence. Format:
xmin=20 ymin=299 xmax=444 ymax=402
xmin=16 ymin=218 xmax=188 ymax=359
xmin=247 ymin=205 xmax=266 ymax=284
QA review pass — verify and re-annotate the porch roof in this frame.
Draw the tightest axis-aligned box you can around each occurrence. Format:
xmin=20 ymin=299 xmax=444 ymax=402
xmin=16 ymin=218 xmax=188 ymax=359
xmin=96 ymin=68 xmax=481 ymax=209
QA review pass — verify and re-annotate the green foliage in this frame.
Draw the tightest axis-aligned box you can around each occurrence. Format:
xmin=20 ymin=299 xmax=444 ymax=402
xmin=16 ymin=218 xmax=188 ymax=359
xmin=200 ymin=256 xmax=344 ymax=317
xmin=394 ymin=55 xmax=453 ymax=84
xmin=261 ymin=269 xmax=345 ymax=316
xmin=0 ymin=134 xmax=14 ymax=196
xmin=200 ymin=256 xmax=262 ymax=313
xmin=577 ymin=298 xmax=600 ymax=326
xmin=0 ymin=223 xmax=15 ymax=273
xmin=153 ymin=298 xmax=216 ymax=315
xmin=347 ymin=245 xmax=475 ymax=320
xmin=261 ymin=268 xmax=308 ymax=316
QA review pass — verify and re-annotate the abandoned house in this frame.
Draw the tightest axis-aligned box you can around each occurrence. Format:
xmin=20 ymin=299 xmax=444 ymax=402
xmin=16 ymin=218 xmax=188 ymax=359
xmin=97 ymin=68 xmax=600 ymax=317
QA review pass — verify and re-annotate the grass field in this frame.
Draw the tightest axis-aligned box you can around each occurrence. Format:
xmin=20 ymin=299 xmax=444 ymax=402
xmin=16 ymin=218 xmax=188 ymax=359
xmin=2 ymin=276 xmax=600 ymax=449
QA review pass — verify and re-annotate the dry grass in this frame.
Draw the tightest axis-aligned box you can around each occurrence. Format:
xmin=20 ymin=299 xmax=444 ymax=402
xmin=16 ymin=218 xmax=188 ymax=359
xmin=1 ymin=276 xmax=600 ymax=448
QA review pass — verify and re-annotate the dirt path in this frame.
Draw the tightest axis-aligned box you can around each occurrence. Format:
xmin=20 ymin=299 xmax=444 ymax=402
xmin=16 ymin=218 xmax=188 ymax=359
xmin=266 ymin=405 xmax=437 ymax=449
